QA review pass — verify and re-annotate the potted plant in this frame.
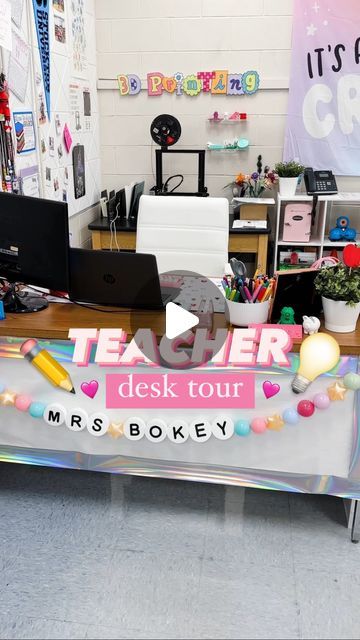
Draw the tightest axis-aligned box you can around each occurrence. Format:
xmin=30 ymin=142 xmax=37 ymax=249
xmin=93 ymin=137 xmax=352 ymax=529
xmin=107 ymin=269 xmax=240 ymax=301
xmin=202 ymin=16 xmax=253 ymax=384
xmin=314 ymin=245 xmax=360 ymax=332
xmin=225 ymin=156 xmax=278 ymax=220
xmin=275 ymin=160 xmax=305 ymax=197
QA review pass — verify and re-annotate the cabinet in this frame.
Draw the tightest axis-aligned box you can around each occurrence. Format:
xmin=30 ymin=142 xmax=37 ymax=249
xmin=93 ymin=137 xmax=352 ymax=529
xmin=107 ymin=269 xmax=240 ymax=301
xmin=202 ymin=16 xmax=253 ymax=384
xmin=274 ymin=193 xmax=360 ymax=271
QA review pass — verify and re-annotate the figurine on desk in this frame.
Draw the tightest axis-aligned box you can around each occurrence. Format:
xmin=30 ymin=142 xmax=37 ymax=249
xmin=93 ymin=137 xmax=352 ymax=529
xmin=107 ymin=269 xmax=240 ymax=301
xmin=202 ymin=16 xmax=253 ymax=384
xmin=329 ymin=216 xmax=357 ymax=242
xmin=278 ymin=307 xmax=296 ymax=325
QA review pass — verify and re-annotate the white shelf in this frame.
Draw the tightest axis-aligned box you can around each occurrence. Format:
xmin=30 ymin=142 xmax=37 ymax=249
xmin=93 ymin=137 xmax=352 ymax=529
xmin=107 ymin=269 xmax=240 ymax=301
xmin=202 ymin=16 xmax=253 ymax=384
xmin=278 ymin=192 xmax=360 ymax=202
xmin=278 ymin=194 xmax=313 ymax=202
xmin=328 ymin=192 xmax=360 ymax=202
xmin=278 ymin=237 xmax=322 ymax=247
xmin=233 ymin=197 xmax=275 ymax=205
xmin=323 ymin=238 xmax=360 ymax=247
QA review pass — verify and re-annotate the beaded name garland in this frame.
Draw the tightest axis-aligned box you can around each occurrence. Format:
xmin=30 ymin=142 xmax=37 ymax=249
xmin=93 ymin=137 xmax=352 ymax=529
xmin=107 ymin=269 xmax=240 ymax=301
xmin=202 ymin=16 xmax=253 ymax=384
xmin=0 ymin=373 xmax=358 ymax=443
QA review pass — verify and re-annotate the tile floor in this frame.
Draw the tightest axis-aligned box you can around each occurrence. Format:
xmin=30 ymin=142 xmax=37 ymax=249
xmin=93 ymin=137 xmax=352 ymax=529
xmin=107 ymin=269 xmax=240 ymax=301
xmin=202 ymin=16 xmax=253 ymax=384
xmin=0 ymin=463 xmax=358 ymax=639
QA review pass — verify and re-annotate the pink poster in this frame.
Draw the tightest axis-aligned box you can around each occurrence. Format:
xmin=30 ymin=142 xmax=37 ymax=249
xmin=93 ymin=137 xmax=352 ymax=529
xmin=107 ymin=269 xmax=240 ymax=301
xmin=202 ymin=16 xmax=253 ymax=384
xmin=284 ymin=0 xmax=360 ymax=175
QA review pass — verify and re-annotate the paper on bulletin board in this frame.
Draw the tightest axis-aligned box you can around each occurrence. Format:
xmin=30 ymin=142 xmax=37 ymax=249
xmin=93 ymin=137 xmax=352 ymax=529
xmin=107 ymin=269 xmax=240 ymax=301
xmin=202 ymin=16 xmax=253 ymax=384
xmin=8 ymin=31 xmax=30 ymax=102
xmin=13 ymin=111 xmax=36 ymax=154
xmin=53 ymin=0 xmax=64 ymax=12
xmin=71 ymin=0 xmax=87 ymax=78
xmin=19 ymin=165 xmax=40 ymax=198
xmin=63 ymin=123 xmax=72 ymax=152
xmin=11 ymin=0 xmax=24 ymax=28
xmin=73 ymin=144 xmax=85 ymax=199
xmin=83 ymin=86 xmax=91 ymax=131
xmin=0 ymin=0 xmax=12 ymax=51
xmin=69 ymin=82 xmax=82 ymax=132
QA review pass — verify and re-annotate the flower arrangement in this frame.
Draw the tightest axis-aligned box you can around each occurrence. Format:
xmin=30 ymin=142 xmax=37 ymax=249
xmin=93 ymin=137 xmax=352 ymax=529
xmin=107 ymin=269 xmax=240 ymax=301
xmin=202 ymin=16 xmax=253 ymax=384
xmin=226 ymin=155 xmax=278 ymax=198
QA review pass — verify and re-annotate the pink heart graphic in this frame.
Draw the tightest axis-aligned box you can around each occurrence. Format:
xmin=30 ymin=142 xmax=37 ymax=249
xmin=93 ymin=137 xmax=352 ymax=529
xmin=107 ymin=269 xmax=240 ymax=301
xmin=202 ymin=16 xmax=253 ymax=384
xmin=263 ymin=381 xmax=280 ymax=400
xmin=81 ymin=380 xmax=99 ymax=399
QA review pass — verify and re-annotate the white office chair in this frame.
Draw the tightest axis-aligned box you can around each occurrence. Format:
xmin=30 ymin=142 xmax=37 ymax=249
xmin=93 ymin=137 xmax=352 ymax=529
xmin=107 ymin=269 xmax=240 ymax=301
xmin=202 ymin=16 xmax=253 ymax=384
xmin=136 ymin=195 xmax=229 ymax=276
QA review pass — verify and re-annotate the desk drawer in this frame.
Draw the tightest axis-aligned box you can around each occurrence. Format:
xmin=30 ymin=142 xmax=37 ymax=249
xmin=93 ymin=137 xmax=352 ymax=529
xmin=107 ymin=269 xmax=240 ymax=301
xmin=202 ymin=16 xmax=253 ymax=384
xmin=229 ymin=235 xmax=259 ymax=253
xmin=92 ymin=230 xmax=136 ymax=251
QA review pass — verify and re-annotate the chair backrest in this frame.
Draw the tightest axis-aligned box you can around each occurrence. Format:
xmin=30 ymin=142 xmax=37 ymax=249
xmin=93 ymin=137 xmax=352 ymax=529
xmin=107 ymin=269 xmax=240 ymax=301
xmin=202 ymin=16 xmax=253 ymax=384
xmin=136 ymin=195 xmax=229 ymax=276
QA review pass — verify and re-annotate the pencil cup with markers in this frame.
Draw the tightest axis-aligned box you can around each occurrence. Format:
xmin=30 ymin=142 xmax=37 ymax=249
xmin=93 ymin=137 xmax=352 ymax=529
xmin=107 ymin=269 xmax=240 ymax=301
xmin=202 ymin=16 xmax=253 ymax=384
xmin=222 ymin=273 xmax=275 ymax=327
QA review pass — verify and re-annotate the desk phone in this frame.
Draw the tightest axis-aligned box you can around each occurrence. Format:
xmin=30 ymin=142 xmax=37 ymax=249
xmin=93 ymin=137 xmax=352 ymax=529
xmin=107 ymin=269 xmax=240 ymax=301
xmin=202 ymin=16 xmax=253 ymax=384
xmin=304 ymin=168 xmax=338 ymax=195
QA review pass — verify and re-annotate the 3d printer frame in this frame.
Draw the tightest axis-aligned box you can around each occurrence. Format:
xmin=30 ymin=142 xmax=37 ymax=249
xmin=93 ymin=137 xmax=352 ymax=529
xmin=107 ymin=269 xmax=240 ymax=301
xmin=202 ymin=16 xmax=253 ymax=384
xmin=155 ymin=148 xmax=208 ymax=197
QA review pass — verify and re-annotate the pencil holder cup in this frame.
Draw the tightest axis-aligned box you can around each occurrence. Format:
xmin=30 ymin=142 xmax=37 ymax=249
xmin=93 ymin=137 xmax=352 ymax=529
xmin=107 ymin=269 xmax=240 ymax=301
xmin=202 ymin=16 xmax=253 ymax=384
xmin=225 ymin=299 xmax=270 ymax=327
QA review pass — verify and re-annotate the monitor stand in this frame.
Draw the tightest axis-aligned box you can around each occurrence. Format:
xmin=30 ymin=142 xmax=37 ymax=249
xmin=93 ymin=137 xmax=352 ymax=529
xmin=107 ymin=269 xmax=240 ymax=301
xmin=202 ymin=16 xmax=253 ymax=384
xmin=2 ymin=284 xmax=49 ymax=313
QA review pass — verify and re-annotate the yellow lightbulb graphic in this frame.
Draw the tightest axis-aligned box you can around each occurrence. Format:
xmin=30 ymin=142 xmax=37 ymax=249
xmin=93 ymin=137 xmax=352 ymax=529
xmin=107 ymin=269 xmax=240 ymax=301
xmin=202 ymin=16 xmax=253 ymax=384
xmin=292 ymin=333 xmax=340 ymax=394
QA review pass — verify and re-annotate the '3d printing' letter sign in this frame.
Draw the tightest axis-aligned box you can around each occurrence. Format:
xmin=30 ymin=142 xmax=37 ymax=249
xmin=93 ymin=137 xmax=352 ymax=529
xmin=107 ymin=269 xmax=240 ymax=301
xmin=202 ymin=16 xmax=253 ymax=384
xmin=117 ymin=70 xmax=260 ymax=97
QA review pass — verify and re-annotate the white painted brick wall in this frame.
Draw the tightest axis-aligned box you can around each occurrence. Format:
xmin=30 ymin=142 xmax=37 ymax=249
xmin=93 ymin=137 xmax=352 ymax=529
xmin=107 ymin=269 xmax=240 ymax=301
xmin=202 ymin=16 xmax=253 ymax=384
xmin=95 ymin=0 xmax=358 ymax=199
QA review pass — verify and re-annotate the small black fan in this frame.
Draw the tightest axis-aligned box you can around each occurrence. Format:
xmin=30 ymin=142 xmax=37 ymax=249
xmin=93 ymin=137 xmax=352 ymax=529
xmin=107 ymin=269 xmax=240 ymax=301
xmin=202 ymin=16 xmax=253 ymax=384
xmin=150 ymin=114 xmax=181 ymax=148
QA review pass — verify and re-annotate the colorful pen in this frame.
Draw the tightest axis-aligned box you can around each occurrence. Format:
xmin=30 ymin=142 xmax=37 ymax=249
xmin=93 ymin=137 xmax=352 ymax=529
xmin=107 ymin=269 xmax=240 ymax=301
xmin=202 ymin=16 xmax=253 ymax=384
xmin=230 ymin=289 xmax=237 ymax=301
xmin=243 ymin=285 xmax=253 ymax=303
xmin=252 ymin=285 xmax=262 ymax=302
xmin=257 ymin=287 xmax=267 ymax=303
xmin=238 ymin=286 xmax=249 ymax=304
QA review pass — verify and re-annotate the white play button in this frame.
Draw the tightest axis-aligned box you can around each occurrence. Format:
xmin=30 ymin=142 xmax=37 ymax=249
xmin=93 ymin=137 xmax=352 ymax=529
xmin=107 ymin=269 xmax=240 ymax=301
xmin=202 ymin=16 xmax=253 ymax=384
xmin=166 ymin=302 xmax=199 ymax=340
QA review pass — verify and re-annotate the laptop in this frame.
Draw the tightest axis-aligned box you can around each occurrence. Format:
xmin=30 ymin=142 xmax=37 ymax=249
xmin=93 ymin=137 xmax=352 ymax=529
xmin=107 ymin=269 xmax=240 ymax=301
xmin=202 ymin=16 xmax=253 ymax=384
xmin=69 ymin=248 xmax=177 ymax=309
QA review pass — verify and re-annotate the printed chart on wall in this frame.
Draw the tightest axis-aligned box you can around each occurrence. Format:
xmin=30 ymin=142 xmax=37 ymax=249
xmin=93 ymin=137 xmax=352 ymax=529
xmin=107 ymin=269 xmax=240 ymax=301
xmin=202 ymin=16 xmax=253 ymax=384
xmin=13 ymin=111 xmax=36 ymax=154
xmin=8 ymin=31 xmax=30 ymax=102
xmin=69 ymin=82 xmax=91 ymax=133
xmin=71 ymin=0 xmax=87 ymax=78
xmin=19 ymin=165 xmax=40 ymax=198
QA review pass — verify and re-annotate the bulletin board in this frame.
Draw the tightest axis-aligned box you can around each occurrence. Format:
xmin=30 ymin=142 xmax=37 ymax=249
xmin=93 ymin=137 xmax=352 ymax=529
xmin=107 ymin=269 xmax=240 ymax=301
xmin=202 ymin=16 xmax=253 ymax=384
xmin=0 ymin=0 xmax=100 ymax=217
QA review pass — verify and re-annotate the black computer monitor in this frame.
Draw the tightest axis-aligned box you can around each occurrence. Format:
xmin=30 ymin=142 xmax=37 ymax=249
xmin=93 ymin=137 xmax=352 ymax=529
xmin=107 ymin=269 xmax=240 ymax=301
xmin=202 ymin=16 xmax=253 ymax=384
xmin=0 ymin=192 xmax=70 ymax=313
xmin=129 ymin=181 xmax=145 ymax=222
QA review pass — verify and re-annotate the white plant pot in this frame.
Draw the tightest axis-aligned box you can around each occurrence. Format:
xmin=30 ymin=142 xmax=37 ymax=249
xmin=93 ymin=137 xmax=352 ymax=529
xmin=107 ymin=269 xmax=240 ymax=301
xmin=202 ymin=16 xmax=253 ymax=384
xmin=225 ymin=299 xmax=270 ymax=327
xmin=279 ymin=177 xmax=299 ymax=197
xmin=322 ymin=296 xmax=360 ymax=333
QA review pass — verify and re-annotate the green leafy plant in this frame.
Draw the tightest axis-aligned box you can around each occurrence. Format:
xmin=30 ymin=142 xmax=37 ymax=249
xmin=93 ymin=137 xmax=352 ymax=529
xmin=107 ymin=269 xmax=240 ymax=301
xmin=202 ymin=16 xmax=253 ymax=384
xmin=314 ymin=264 xmax=360 ymax=307
xmin=274 ymin=160 xmax=305 ymax=178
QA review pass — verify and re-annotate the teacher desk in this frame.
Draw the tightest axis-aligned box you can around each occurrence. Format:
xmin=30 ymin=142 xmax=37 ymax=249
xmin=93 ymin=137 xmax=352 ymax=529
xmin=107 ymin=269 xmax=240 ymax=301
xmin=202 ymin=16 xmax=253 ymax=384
xmin=0 ymin=304 xmax=359 ymax=541
xmin=88 ymin=217 xmax=271 ymax=272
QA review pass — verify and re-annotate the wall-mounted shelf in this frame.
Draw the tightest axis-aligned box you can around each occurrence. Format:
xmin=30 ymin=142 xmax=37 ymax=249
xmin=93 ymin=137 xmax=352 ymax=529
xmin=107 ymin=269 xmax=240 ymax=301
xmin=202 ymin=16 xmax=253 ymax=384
xmin=207 ymin=139 xmax=249 ymax=151
xmin=208 ymin=112 xmax=247 ymax=124
xmin=208 ymin=120 xmax=247 ymax=124
xmin=207 ymin=146 xmax=248 ymax=152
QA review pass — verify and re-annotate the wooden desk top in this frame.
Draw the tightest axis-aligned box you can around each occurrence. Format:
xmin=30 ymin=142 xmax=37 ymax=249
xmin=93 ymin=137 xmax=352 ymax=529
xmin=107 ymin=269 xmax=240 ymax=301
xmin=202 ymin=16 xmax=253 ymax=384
xmin=0 ymin=302 xmax=359 ymax=354
xmin=88 ymin=216 xmax=271 ymax=236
